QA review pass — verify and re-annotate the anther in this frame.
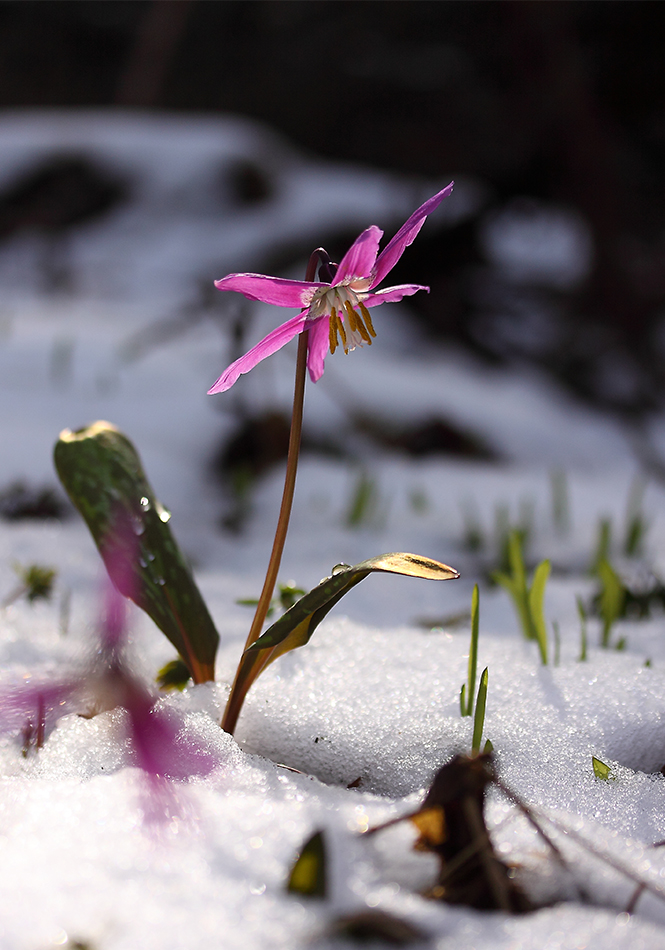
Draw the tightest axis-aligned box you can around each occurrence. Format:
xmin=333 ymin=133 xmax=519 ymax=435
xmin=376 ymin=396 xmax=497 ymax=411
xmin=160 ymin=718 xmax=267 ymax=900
xmin=359 ymin=302 xmax=376 ymax=338
xmin=343 ymin=300 xmax=359 ymax=332
xmin=329 ymin=313 xmax=338 ymax=354
xmin=345 ymin=300 xmax=370 ymax=344
xmin=334 ymin=308 xmax=348 ymax=349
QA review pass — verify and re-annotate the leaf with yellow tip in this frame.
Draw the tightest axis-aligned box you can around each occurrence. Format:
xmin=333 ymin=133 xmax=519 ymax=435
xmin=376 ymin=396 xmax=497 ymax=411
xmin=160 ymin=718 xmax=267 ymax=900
xmin=221 ymin=553 xmax=459 ymax=734
xmin=54 ymin=421 xmax=219 ymax=683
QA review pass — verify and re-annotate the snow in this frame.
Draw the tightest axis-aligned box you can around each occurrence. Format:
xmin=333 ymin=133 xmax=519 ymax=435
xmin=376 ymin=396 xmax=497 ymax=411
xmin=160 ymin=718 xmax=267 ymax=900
xmin=0 ymin=110 xmax=665 ymax=949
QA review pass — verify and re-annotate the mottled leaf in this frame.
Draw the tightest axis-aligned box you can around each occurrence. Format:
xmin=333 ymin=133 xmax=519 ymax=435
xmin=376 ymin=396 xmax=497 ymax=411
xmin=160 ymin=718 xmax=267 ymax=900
xmin=54 ymin=421 xmax=219 ymax=683
xmin=248 ymin=553 xmax=459 ymax=658
xmin=221 ymin=553 xmax=459 ymax=735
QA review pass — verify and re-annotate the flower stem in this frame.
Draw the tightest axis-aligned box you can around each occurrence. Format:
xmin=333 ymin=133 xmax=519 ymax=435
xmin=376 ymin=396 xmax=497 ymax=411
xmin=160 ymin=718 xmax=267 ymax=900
xmin=221 ymin=252 xmax=321 ymax=735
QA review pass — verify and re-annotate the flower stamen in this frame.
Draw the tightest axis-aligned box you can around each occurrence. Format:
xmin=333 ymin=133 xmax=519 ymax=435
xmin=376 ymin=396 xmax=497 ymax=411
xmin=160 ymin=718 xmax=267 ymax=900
xmin=359 ymin=302 xmax=376 ymax=338
xmin=329 ymin=311 xmax=338 ymax=354
xmin=331 ymin=307 xmax=348 ymax=351
xmin=344 ymin=300 xmax=372 ymax=345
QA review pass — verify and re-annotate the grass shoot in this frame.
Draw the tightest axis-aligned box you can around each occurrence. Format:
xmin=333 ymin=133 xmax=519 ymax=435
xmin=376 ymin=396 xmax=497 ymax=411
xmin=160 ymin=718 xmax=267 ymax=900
xmin=576 ymin=595 xmax=588 ymax=661
xmin=550 ymin=469 xmax=570 ymax=536
xmin=493 ymin=530 xmax=550 ymax=664
xmin=460 ymin=584 xmax=480 ymax=717
xmin=471 ymin=667 xmax=489 ymax=754
xmin=592 ymin=756 xmax=615 ymax=781
xmin=596 ymin=558 xmax=626 ymax=648
xmin=623 ymin=477 xmax=648 ymax=557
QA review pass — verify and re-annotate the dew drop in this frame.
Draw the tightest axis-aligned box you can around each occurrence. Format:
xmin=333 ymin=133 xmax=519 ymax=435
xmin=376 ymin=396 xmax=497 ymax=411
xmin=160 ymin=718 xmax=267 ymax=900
xmin=332 ymin=562 xmax=351 ymax=574
xmin=140 ymin=496 xmax=151 ymax=511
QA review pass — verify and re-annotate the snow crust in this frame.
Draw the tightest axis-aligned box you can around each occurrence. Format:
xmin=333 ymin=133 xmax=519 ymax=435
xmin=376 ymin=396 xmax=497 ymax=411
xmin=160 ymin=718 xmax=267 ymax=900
xmin=0 ymin=111 xmax=664 ymax=950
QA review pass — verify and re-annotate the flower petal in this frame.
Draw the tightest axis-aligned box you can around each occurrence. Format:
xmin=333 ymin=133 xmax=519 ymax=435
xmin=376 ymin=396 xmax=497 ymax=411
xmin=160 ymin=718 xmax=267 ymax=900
xmin=305 ymin=316 xmax=331 ymax=382
xmin=208 ymin=311 xmax=308 ymax=393
xmin=334 ymin=226 xmax=383 ymax=283
xmin=362 ymin=283 xmax=429 ymax=308
xmin=370 ymin=183 xmax=454 ymax=288
xmin=214 ymin=273 xmax=325 ymax=308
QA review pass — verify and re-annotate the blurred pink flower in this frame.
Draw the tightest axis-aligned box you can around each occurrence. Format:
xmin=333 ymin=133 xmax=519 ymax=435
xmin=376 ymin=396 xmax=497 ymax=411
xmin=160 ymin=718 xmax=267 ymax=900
xmin=208 ymin=183 xmax=454 ymax=393
xmin=0 ymin=574 xmax=214 ymax=782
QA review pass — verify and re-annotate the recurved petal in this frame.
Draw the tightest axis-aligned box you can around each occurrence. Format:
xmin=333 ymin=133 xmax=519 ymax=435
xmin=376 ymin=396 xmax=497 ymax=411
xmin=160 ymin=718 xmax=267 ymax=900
xmin=305 ymin=315 xmax=332 ymax=382
xmin=334 ymin=226 xmax=383 ymax=283
xmin=362 ymin=283 xmax=429 ymax=307
xmin=214 ymin=272 xmax=325 ymax=307
xmin=370 ymin=182 xmax=454 ymax=288
xmin=208 ymin=311 xmax=309 ymax=393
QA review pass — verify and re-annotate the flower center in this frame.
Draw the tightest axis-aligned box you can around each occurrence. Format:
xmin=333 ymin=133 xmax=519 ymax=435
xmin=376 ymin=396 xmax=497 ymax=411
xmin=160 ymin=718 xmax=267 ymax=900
xmin=307 ymin=282 xmax=376 ymax=355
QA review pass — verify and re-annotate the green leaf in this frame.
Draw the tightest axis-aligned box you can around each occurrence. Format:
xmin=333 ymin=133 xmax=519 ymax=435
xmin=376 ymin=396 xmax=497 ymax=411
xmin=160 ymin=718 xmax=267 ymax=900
xmin=623 ymin=478 xmax=647 ymax=557
xmin=9 ymin=563 xmax=57 ymax=604
xmin=528 ymin=559 xmax=551 ymax=665
xmin=346 ymin=471 xmax=381 ymax=528
xmin=552 ymin=620 xmax=561 ymax=667
xmin=466 ymin=584 xmax=480 ymax=716
xmin=493 ymin=532 xmax=532 ymax=641
xmin=590 ymin=518 xmax=612 ymax=575
xmin=53 ymin=421 xmax=219 ymax=683
xmin=460 ymin=584 xmax=479 ymax=717
xmin=221 ymin=553 xmax=459 ymax=737
xmin=287 ymin=830 xmax=327 ymax=898
xmin=156 ymin=658 xmax=192 ymax=691
xmin=247 ymin=553 xmax=460 ymax=659
xmin=471 ymin=667 xmax=489 ymax=754
xmin=592 ymin=755 xmax=614 ymax=781
xmin=576 ymin=595 xmax=588 ymax=662
xmin=597 ymin=557 xmax=626 ymax=649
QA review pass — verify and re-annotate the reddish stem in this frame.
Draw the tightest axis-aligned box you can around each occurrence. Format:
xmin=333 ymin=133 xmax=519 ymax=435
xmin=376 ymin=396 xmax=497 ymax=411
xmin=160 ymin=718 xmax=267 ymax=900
xmin=221 ymin=250 xmax=322 ymax=734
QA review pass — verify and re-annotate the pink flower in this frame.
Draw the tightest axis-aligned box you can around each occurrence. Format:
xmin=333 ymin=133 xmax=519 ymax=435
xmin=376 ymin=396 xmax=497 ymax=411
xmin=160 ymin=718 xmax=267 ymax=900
xmin=0 ymin=573 xmax=215 ymax=782
xmin=208 ymin=183 xmax=454 ymax=393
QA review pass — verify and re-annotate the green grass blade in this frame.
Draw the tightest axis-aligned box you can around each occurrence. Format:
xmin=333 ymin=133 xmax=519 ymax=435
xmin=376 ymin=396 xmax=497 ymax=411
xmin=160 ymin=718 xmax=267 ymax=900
xmin=623 ymin=477 xmax=647 ymax=557
xmin=494 ymin=532 xmax=532 ymax=641
xmin=528 ymin=559 xmax=551 ymax=664
xmin=576 ymin=595 xmax=588 ymax=661
xmin=471 ymin=667 xmax=489 ymax=754
xmin=591 ymin=518 xmax=612 ymax=575
xmin=550 ymin=469 xmax=570 ymax=535
xmin=508 ymin=531 xmax=527 ymax=595
xmin=597 ymin=557 xmax=626 ymax=648
xmin=466 ymin=584 xmax=480 ymax=716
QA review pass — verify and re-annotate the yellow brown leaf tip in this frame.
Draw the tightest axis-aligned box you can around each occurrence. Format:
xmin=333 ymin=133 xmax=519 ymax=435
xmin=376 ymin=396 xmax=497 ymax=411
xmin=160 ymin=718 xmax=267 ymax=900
xmin=364 ymin=553 xmax=460 ymax=580
xmin=58 ymin=420 xmax=120 ymax=442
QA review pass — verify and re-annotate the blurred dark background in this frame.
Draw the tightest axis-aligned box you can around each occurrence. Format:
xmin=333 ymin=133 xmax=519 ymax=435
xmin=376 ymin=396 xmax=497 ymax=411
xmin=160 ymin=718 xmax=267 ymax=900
xmin=1 ymin=0 xmax=664 ymax=423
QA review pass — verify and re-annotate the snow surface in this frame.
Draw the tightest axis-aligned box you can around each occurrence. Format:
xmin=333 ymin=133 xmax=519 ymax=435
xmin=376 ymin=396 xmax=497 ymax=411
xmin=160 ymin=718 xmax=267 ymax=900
xmin=0 ymin=111 xmax=665 ymax=950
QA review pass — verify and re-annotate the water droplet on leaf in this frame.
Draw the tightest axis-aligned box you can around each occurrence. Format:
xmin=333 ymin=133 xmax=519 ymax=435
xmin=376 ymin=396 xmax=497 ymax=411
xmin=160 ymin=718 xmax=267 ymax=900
xmin=332 ymin=563 xmax=351 ymax=575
